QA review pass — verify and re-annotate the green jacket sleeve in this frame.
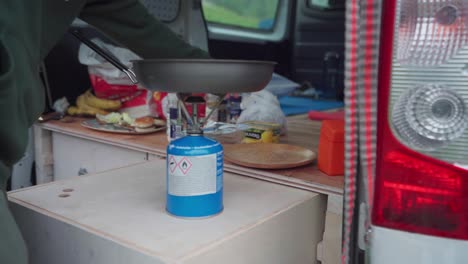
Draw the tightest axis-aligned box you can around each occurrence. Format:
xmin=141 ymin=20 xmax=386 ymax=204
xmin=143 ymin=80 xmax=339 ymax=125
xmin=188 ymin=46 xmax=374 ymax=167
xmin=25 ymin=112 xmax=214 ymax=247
xmin=78 ymin=0 xmax=210 ymax=59
xmin=0 ymin=162 xmax=28 ymax=264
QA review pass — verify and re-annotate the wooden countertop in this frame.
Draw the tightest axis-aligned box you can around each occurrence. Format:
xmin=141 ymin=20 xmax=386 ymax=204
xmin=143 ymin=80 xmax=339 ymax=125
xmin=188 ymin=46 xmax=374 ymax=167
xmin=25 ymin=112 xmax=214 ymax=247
xmin=36 ymin=115 xmax=344 ymax=195
xmin=9 ymin=160 xmax=324 ymax=263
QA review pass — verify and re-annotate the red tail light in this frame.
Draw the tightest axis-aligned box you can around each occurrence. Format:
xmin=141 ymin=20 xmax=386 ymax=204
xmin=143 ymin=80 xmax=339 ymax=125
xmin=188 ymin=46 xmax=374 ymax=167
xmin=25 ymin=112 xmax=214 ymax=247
xmin=373 ymin=0 xmax=468 ymax=240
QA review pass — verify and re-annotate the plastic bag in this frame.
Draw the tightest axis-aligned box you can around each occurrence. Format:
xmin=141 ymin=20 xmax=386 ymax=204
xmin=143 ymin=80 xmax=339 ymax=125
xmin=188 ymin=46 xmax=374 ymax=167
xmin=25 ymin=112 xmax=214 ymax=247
xmin=78 ymin=39 xmax=142 ymax=100
xmin=78 ymin=38 xmax=141 ymax=82
xmin=237 ymin=90 xmax=287 ymax=134
xmin=263 ymin=73 xmax=300 ymax=97
xmin=78 ymin=39 xmax=165 ymax=118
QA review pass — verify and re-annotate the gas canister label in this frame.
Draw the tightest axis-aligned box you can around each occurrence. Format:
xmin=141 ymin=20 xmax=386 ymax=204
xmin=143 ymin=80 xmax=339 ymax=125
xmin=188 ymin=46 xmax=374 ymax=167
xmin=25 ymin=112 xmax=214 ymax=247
xmin=168 ymin=152 xmax=222 ymax=196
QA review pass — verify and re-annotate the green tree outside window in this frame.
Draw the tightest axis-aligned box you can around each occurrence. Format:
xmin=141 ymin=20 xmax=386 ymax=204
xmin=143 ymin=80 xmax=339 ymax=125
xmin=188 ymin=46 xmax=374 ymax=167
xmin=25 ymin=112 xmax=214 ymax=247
xmin=202 ymin=0 xmax=280 ymax=30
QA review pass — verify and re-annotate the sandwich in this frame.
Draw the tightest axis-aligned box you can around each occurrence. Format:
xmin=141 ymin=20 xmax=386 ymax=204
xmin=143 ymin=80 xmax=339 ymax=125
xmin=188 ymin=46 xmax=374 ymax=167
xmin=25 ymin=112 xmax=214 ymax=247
xmin=131 ymin=116 xmax=156 ymax=133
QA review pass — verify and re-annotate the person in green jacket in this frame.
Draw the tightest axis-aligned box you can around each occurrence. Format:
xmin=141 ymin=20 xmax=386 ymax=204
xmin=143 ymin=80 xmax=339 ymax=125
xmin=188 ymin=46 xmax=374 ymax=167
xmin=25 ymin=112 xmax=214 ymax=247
xmin=0 ymin=1 xmax=209 ymax=263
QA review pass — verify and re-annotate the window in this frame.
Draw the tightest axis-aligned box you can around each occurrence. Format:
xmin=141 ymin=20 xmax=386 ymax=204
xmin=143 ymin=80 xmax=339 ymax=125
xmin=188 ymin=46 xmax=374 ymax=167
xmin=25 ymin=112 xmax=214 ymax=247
xmin=201 ymin=0 xmax=289 ymax=43
xmin=307 ymin=0 xmax=345 ymax=10
xmin=202 ymin=0 xmax=280 ymax=31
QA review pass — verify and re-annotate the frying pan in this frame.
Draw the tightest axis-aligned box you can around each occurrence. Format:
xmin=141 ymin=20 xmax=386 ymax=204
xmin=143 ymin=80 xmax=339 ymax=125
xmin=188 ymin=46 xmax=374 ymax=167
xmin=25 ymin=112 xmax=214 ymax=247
xmin=70 ymin=30 xmax=276 ymax=94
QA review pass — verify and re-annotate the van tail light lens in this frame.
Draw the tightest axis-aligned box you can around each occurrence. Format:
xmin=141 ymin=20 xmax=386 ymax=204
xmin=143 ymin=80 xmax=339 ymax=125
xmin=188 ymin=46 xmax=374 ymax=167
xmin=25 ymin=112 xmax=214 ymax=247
xmin=373 ymin=0 xmax=468 ymax=240
xmin=375 ymin=150 xmax=468 ymax=238
xmin=397 ymin=0 xmax=468 ymax=66
xmin=392 ymin=83 xmax=467 ymax=151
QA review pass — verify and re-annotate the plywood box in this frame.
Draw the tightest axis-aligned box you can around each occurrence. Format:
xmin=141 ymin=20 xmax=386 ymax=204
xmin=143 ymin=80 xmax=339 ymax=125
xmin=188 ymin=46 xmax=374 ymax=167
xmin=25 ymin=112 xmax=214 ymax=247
xmin=9 ymin=160 xmax=326 ymax=264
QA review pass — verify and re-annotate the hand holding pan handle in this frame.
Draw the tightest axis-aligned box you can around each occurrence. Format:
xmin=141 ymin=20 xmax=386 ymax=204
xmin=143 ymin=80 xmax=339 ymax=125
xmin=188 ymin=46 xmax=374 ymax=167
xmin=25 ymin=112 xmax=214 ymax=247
xmin=69 ymin=29 xmax=139 ymax=84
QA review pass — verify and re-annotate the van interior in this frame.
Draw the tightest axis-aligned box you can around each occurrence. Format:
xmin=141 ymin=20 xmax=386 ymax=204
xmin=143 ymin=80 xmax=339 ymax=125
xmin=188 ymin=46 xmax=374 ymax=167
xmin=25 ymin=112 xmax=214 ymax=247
xmin=9 ymin=1 xmax=351 ymax=263
xmin=41 ymin=0 xmax=346 ymax=110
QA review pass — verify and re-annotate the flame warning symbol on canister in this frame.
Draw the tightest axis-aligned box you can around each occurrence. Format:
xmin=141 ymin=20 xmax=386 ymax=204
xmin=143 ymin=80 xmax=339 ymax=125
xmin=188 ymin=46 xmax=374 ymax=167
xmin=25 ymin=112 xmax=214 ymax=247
xmin=169 ymin=156 xmax=177 ymax=173
xmin=178 ymin=157 xmax=192 ymax=175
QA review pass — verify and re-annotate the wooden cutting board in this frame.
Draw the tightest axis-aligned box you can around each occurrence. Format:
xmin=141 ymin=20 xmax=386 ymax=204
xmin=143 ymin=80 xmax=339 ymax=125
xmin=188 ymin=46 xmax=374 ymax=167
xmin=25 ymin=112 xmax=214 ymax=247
xmin=223 ymin=143 xmax=316 ymax=169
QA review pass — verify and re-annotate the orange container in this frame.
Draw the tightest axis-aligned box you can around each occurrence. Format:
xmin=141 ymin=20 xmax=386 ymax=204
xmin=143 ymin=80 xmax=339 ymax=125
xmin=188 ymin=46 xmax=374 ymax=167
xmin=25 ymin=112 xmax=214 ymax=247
xmin=317 ymin=119 xmax=345 ymax=176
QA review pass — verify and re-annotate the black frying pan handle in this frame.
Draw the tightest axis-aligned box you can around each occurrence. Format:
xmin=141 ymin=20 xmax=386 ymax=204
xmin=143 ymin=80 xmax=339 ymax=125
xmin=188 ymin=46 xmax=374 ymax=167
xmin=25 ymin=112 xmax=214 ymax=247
xmin=69 ymin=29 xmax=138 ymax=84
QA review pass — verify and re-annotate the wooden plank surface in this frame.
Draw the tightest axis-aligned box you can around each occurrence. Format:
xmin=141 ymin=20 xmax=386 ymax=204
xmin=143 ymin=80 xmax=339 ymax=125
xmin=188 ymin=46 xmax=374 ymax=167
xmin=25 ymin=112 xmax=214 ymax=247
xmin=223 ymin=143 xmax=317 ymax=169
xmin=36 ymin=118 xmax=169 ymax=156
xmin=9 ymin=161 xmax=323 ymax=263
xmin=36 ymin=115 xmax=344 ymax=195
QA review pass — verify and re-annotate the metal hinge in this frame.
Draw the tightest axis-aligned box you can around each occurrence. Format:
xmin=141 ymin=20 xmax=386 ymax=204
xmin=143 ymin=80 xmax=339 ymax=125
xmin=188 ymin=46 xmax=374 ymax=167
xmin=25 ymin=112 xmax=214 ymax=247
xmin=358 ymin=202 xmax=372 ymax=250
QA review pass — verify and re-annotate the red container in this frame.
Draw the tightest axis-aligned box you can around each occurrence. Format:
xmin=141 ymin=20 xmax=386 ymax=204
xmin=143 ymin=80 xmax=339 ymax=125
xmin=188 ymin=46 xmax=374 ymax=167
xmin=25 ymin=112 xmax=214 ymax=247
xmin=317 ymin=120 xmax=345 ymax=176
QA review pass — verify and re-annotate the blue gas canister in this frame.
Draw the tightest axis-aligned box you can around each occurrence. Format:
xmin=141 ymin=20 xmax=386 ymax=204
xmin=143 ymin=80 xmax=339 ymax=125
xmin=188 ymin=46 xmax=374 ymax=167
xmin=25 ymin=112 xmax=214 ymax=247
xmin=166 ymin=134 xmax=223 ymax=218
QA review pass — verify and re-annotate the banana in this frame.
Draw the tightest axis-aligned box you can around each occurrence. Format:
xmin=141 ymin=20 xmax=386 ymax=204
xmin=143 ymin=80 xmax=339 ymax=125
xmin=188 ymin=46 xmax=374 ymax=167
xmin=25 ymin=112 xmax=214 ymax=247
xmin=75 ymin=94 xmax=109 ymax=116
xmin=67 ymin=106 xmax=80 ymax=116
xmin=67 ymin=105 xmax=105 ymax=116
xmin=67 ymin=90 xmax=119 ymax=117
xmin=84 ymin=90 xmax=121 ymax=111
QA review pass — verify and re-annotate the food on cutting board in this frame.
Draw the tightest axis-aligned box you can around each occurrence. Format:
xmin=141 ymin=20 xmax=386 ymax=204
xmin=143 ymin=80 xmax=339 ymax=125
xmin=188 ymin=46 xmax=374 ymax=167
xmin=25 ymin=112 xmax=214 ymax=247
xmin=96 ymin=112 xmax=133 ymax=126
xmin=96 ymin=112 xmax=166 ymax=132
xmin=240 ymin=121 xmax=281 ymax=143
xmin=132 ymin=116 xmax=157 ymax=133
xmin=67 ymin=89 xmax=121 ymax=117
xmin=121 ymin=112 xmax=134 ymax=126
xmin=96 ymin=112 xmax=122 ymax=124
